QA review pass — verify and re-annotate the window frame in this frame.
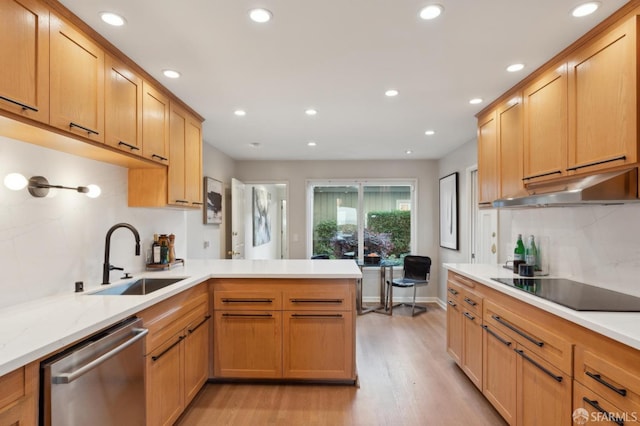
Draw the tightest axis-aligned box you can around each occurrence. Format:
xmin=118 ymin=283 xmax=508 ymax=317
xmin=306 ymin=178 xmax=417 ymax=260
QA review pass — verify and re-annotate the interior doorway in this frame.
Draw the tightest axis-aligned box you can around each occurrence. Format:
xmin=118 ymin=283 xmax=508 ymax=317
xmin=467 ymin=166 xmax=498 ymax=264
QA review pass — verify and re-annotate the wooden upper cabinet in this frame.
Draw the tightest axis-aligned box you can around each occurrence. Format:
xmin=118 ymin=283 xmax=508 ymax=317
xmin=105 ymin=55 xmax=143 ymax=156
xmin=142 ymin=81 xmax=170 ymax=164
xmin=0 ymin=0 xmax=49 ymax=124
xmin=477 ymin=109 xmax=499 ymax=205
xmin=497 ymin=95 xmax=524 ymax=199
xmin=50 ymin=13 xmax=104 ymax=142
xmin=169 ymin=103 xmax=202 ymax=207
xmin=567 ymin=15 xmax=638 ymax=175
xmin=522 ymin=63 xmax=568 ymax=185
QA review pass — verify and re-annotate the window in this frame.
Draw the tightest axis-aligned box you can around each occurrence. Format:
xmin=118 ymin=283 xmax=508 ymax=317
xmin=307 ymin=180 xmax=416 ymax=260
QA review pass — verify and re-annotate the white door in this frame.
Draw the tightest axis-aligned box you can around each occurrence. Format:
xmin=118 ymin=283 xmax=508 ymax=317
xmin=230 ymin=178 xmax=245 ymax=259
xmin=469 ymin=167 xmax=498 ymax=264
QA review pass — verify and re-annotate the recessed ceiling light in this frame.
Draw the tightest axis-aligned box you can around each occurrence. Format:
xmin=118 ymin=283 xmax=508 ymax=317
xmin=469 ymin=98 xmax=483 ymax=105
xmin=425 ymin=130 xmax=435 ymax=136
xmin=405 ymin=149 xmax=413 ymax=155
xmin=307 ymin=141 xmax=317 ymax=147
xmin=419 ymin=4 xmax=444 ymax=20
xmin=506 ymin=63 xmax=525 ymax=73
xmin=234 ymin=109 xmax=246 ymax=116
xmin=249 ymin=8 xmax=272 ymax=23
xmin=99 ymin=12 xmax=126 ymax=26
xmin=385 ymin=89 xmax=399 ymax=97
xmin=249 ymin=142 xmax=261 ymax=148
xmin=305 ymin=108 xmax=317 ymax=116
xmin=571 ymin=2 xmax=600 ymax=17
xmin=162 ymin=69 xmax=181 ymax=79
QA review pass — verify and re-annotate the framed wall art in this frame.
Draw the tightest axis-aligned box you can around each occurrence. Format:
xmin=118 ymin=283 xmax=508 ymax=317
xmin=439 ymin=172 xmax=458 ymax=250
xmin=204 ymin=177 xmax=223 ymax=224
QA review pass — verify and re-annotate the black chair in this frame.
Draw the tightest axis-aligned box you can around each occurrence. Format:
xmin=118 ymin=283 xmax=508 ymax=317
xmin=311 ymin=254 xmax=330 ymax=259
xmin=385 ymin=255 xmax=431 ymax=316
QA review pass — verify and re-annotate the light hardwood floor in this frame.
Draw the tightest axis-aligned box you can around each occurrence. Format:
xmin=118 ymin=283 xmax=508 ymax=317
xmin=177 ymin=304 xmax=506 ymax=426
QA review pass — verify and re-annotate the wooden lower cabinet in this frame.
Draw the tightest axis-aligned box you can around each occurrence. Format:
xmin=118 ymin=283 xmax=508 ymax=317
xmin=573 ymin=381 xmax=636 ymax=426
xmin=446 ymin=289 xmax=463 ymax=366
xmin=515 ymin=344 xmax=572 ymax=426
xmin=283 ymin=311 xmax=354 ymax=380
xmin=213 ymin=310 xmax=282 ymax=378
xmin=0 ymin=363 xmax=37 ymax=426
xmin=138 ymin=283 xmax=210 ymax=426
xmin=461 ymin=307 xmax=483 ymax=389
xmin=211 ymin=279 xmax=357 ymax=382
xmin=483 ymin=323 xmax=517 ymax=425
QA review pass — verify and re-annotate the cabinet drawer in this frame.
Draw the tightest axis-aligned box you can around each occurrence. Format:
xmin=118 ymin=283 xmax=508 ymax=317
xmin=485 ymin=299 xmax=572 ymax=375
xmin=447 ymin=272 xmax=478 ymax=291
xmin=446 ymin=280 xmax=463 ymax=302
xmin=574 ymin=380 xmax=638 ymax=426
xmin=461 ymin=287 xmax=483 ymax=316
xmin=283 ymin=284 xmax=352 ymax=311
xmin=0 ymin=367 xmax=24 ymax=411
xmin=575 ymin=345 xmax=640 ymax=414
xmin=214 ymin=290 xmax=281 ymax=310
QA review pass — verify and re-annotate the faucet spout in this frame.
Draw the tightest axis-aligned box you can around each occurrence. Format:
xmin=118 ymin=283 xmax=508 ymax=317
xmin=102 ymin=223 xmax=141 ymax=285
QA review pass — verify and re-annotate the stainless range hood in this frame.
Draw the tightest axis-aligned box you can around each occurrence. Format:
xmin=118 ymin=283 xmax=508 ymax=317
xmin=493 ymin=168 xmax=639 ymax=208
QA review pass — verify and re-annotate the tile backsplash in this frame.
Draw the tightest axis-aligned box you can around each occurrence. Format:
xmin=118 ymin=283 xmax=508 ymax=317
xmin=504 ymin=204 xmax=640 ymax=297
xmin=0 ymin=136 xmax=188 ymax=308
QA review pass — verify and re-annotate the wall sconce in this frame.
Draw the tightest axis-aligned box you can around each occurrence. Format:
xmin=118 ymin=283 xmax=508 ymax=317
xmin=4 ymin=173 xmax=101 ymax=198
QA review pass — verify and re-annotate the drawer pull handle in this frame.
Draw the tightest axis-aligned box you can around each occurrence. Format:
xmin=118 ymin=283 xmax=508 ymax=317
xmin=447 ymin=300 xmax=457 ymax=307
xmin=289 ymin=299 xmax=343 ymax=304
xmin=118 ymin=141 xmax=140 ymax=151
xmin=464 ymin=297 xmax=477 ymax=306
xmin=152 ymin=335 xmax=184 ymax=362
xmin=463 ymin=312 xmax=475 ymax=321
xmin=222 ymin=313 xmax=273 ymax=318
xmin=151 ymin=153 xmax=168 ymax=161
xmin=447 ymin=288 xmax=459 ymax=295
xmin=522 ymin=170 xmax=562 ymax=181
xmin=188 ymin=314 xmax=211 ymax=334
xmin=491 ymin=315 xmax=544 ymax=347
xmin=221 ymin=298 xmax=273 ymax=303
xmin=515 ymin=349 xmax=562 ymax=383
xmin=582 ymin=398 xmax=625 ymax=426
xmin=69 ymin=122 xmax=99 ymax=136
xmin=192 ymin=202 xmax=203 ymax=206
xmin=585 ymin=371 xmax=627 ymax=397
xmin=175 ymin=199 xmax=189 ymax=204
xmin=482 ymin=325 xmax=511 ymax=347
xmin=566 ymin=155 xmax=626 ymax=172
xmin=291 ymin=314 xmax=343 ymax=318
xmin=0 ymin=95 xmax=38 ymax=112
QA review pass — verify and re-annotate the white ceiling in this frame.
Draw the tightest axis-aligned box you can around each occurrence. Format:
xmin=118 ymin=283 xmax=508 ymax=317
xmin=59 ymin=0 xmax=628 ymax=161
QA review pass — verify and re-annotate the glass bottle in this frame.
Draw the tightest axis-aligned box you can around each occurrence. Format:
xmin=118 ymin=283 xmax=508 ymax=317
xmin=159 ymin=234 xmax=169 ymax=264
xmin=152 ymin=234 xmax=161 ymax=264
xmin=525 ymin=235 xmax=538 ymax=268
xmin=514 ymin=234 xmax=525 ymax=271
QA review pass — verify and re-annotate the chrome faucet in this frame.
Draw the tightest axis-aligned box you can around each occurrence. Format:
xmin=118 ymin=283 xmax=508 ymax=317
xmin=102 ymin=223 xmax=141 ymax=284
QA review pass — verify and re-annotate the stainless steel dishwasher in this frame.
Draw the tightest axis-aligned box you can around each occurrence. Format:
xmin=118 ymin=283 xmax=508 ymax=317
xmin=40 ymin=317 xmax=148 ymax=426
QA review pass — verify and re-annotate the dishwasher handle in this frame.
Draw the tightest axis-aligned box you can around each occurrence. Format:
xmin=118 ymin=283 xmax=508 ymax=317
xmin=52 ymin=327 xmax=148 ymax=384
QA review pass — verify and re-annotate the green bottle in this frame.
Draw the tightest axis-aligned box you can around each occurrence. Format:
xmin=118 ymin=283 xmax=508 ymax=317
xmin=514 ymin=234 xmax=525 ymax=262
xmin=525 ymin=235 xmax=538 ymax=267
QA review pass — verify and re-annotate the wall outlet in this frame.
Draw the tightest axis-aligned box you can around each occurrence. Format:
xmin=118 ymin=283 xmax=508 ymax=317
xmin=204 ymin=241 xmax=210 ymax=249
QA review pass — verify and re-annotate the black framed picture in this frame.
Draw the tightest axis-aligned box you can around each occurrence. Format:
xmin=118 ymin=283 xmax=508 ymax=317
xmin=204 ymin=177 xmax=223 ymax=225
xmin=439 ymin=172 xmax=458 ymax=250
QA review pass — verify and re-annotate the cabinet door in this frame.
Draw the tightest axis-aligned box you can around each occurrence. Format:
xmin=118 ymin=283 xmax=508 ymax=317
xmin=146 ymin=332 xmax=184 ymax=426
xmin=446 ymin=294 xmax=463 ymax=366
xmin=282 ymin=311 xmax=354 ymax=380
xmin=516 ymin=345 xmax=572 ymax=426
xmin=50 ymin=13 xmax=104 ymax=142
xmin=185 ymin=116 xmax=203 ymax=206
xmin=573 ymin=380 xmax=632 ymax=426
xmin=567 ymin=16 xmax=638 ymax=174
xmin=498 ymin=95 xmax=524 ymax=199
xmin=105 ymin=55 xmax=143 ymax=155
xmin=142 ymin=81 xmax=170 ymax=164
xmin=477 ymin=110 xmax=499 ymax=205
xmin=183 ymin=313 xmax=211 ymax=406
xmin=461 ymin=308 xmax=483 ymax=390
xmin=523 ymin=64 xmax=568 ymax=184
xmin=169 ymin=103 xmax=187 ymax=205
xmin=213 ymin=310 xmax=282 ymax=378
xmin=0 ymin=396 xmax=34 ymax=426
xmin=0 ymin=0 xmax=49 ymax=123
xmin=483 ymin=323 xmax=516 ymax=425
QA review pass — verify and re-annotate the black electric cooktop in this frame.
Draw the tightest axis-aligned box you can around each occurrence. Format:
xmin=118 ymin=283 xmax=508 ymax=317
xmin=490 ymin=278 xmax=640 ymax=312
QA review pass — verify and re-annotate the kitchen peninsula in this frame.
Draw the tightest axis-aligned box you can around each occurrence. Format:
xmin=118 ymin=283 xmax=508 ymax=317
xmin=0 ymin=259 xmax=361 ymax=425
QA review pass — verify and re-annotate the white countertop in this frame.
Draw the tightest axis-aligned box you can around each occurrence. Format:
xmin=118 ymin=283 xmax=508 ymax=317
xmin=0 ymin=259 xmax=361 ymax=377
xmin=444 ymin=263 xmax=640 ymax=351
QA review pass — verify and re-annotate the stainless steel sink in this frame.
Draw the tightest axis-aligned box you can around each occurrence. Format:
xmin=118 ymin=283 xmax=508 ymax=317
xmin=88 ymin=277 xmax=188 ymax=295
